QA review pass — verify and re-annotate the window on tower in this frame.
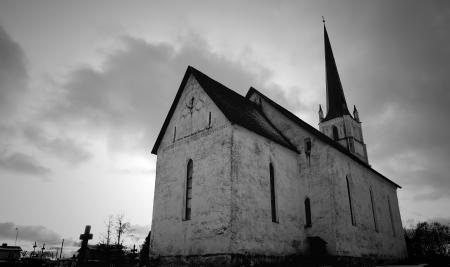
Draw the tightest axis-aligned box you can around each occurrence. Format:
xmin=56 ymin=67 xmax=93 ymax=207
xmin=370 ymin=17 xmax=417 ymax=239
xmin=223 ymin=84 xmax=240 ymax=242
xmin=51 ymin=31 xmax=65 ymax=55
xmin=349 ymin=139 xmax=355 ymax=152
xmin=332 ymin=126 xmax=339 ymax=140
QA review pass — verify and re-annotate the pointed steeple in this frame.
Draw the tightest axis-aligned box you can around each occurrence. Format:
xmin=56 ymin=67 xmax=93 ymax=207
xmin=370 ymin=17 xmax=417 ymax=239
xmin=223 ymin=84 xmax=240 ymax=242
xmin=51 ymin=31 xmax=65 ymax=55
xmin=323 ymin=23 xmax=351 ymax=121
xmin=353 ymin=105 xmax=360 ymax=122
xmin=319 ymin=21 xmax=369 ymax=163
xmin=318 ymin=104 xmax=324 ymax=122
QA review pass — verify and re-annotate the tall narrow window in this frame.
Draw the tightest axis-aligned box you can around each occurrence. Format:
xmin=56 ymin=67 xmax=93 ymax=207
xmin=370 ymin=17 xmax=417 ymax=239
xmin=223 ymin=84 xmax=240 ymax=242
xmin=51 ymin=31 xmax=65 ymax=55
xmin=208 ymin=112 xmax=212 ymax=127
xmin=305 ymin=198 xmax=312 ymax=228
xmin=346 ymin=176 xmax=356 ymax=226
xmin=370 ymin=187 xmax=378 ymax=232
xmin=269 ymin=163 xmax=277 ymax=222
xmin=185 ymin=159 xmax=193 ymax=220
xmin=388 ymin=197 xmax=396 ymax=236
xmin=173 ymin=127 xmax=177 ymax=143
xmin=332 ymin=126 xmax=339 ymax=140
xmin=304 ymin=138 xmax=311 ymax=156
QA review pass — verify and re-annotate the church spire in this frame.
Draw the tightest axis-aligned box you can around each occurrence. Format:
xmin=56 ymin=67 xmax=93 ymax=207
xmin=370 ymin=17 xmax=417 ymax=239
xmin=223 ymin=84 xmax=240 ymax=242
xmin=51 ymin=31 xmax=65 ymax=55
xmin=323 ymin=23 xmax=351 ymax=121
xmin=319 ymin=21 xmax=369 ymax=163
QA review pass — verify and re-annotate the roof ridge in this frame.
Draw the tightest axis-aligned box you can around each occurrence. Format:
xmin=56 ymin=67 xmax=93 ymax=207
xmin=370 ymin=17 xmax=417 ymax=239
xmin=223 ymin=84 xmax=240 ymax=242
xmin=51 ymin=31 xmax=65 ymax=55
xmin=189 ymin=66 xmax=256 ymax=106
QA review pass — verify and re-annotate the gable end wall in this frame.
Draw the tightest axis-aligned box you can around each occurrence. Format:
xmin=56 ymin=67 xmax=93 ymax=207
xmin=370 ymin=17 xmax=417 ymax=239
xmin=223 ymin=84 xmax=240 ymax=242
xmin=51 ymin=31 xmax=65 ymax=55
xmin=150 ymin=75 xmax=233 ymax=256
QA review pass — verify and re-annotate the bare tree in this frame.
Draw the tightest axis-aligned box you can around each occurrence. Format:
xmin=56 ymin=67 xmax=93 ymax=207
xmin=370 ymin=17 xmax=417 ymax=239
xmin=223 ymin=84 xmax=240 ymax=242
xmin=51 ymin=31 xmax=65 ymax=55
xmin=115 ymin=214 xmax=131 ymax=245
xmin=98 ymin=215 xmax=114 ymax=246
xmin=105 ymin=215 xmax=113 ymax=246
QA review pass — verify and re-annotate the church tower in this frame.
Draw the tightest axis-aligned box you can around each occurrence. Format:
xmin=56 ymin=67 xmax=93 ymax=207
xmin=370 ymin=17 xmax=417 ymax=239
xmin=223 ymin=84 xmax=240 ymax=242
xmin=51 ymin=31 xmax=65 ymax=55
xmin=318 ymin=23 xmax=368 ymax=163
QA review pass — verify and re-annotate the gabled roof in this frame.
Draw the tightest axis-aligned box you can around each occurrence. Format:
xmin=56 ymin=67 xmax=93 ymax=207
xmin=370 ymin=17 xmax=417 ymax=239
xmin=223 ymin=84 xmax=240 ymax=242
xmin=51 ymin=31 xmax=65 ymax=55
xmin=246 ymin=87 xmax=401 ymax=189
xmin=151 ymin=66 xmax=297 ymax=154
xmin=323 ymin=24 xmax=352 ymax=121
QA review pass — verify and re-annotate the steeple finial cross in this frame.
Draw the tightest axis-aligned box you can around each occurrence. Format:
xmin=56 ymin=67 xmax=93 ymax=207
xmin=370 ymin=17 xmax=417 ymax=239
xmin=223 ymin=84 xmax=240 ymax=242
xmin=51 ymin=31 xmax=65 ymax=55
xmin=322 ymin=16 xmax=326 ymax=24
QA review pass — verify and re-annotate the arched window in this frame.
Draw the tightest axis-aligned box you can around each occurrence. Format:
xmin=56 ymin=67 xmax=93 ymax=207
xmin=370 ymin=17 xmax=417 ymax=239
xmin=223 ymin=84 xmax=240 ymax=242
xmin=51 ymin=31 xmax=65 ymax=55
xmin=370 ymin=187 xmax=378 ymax=232
xmin=304 ymin=197 xmax=312 ymax=228
xmin=332 ymin=126 xmax=339 ymax=140
xmin=388 ymin=197 xmax=396 ymax=236
xmin=346 ymin=176 xmax=356 ymax=226
xmin=185 ymin=159 xmax=193 ymax=220
xmin=269 ymin=163 xmax=277 ymax=222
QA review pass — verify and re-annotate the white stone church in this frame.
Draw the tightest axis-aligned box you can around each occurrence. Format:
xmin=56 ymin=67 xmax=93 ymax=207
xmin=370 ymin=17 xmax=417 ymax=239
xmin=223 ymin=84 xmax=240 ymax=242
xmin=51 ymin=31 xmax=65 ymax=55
xmin=149 ymin=25 xmax=407 ymax=265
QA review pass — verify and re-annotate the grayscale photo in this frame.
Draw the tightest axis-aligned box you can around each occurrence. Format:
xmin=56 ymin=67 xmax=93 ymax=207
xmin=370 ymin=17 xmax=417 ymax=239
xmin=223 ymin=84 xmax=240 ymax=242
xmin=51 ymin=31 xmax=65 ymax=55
xmin=0 ymin=1 xmax=449 ymax=266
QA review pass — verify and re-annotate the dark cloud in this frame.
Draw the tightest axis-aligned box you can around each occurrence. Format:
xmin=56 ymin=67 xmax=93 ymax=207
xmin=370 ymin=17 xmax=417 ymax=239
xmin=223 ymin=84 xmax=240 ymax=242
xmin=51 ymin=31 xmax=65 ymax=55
xmin=22 ymin=126 xmax=91 ymax=165
xmin=0 ymin=25 xmax=91 ymax=168
xmin=46 ymin=34 xmax=271 ymax=153
xmin=0 ymin=25 xmax=28 ymax=118
xmin=0 ymin=25 xmax=62 ymax=175
xmin=0 ymin=152 xmax=51 ymax=176
xmin=0 ymin=222 xmax=61 ymax=245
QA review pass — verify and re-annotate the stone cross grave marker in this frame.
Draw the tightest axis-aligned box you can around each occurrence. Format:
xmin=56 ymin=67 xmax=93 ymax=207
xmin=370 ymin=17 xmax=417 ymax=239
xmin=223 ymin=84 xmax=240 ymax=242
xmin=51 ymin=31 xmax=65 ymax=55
xmin=80 ymin=225 xmax=93 ymax=247
xmin=77 ymin=225 xmax=93 ymax=265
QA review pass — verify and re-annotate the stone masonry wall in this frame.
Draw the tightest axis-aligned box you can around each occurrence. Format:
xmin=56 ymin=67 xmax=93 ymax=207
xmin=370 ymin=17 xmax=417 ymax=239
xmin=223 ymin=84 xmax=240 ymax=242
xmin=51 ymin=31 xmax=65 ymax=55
xmin=331 ymin=152 xmax=407 ymax=259
xmin=229 ymin=125 xmax=304 ymax=255
xmin=248 ymin=92 xmax=407 ymax=260
xmin=249 ymin=93 xmax=339 ymax=255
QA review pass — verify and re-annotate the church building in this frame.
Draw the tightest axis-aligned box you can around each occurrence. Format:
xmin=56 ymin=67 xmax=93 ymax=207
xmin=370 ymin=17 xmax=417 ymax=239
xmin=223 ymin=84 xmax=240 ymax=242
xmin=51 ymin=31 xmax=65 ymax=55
xmin=149 ymin=25 xmax=407 ymax=265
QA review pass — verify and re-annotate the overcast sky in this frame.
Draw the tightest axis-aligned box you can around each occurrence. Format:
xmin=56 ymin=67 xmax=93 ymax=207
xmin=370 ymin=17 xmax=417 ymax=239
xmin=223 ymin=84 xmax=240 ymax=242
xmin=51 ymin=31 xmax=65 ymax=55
xmin=0 ymin=0 xmax=449 ymax=252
